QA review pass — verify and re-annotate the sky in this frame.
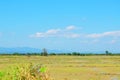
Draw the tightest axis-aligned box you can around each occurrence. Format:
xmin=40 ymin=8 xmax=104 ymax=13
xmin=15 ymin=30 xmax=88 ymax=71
xmin=0 ymin=0 xmax=120 ymax=53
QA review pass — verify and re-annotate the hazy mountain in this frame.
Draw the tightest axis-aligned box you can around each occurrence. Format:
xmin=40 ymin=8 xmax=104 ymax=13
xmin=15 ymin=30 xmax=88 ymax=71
xmin=0 ymin=47 xmax=118 ymax=54
xmin=0 ymin=47 xmax=40 ymax=53
xmin=0 ymin=47 xmax=65 ymax=54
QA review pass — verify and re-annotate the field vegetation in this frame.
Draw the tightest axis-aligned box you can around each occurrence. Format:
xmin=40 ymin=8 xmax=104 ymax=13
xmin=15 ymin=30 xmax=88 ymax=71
xmin=0 ymin=55 xmax=120 ymax=80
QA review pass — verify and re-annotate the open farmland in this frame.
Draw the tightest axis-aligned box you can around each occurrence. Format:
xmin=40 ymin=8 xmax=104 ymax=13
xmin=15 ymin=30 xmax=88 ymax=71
xmin=0 ymin=55 xmax=120 ymax=80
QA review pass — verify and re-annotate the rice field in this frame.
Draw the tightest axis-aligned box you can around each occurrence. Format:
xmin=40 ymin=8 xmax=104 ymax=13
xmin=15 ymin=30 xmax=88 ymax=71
xmin=0 ymin=55 xmax=120 ymax=80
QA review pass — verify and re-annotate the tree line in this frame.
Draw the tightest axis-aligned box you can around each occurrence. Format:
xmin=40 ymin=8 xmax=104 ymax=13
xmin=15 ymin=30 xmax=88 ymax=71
xmin=0 ymin=50 xmax=120 ymax=56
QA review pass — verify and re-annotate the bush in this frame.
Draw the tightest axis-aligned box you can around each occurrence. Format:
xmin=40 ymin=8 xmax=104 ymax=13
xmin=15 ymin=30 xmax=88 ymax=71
xmin=0 ymin=63 xmax=51 ymax=80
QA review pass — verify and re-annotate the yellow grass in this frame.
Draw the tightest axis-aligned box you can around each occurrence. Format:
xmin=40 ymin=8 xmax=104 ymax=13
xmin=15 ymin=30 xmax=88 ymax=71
xmin=0 ymin=55 xmax=120 ymax=80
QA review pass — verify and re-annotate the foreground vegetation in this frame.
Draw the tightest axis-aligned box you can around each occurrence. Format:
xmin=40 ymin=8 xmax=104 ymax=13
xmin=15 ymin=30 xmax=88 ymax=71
xmin=0 ymin=63 xmax=50 ymax=80
xmin=0 ymin=55 xmax=120 ymax=80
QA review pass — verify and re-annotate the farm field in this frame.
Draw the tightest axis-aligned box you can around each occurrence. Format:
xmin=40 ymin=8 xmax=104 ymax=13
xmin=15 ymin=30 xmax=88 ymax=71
xmin=0 ymin=55 xmax=120 ymax=80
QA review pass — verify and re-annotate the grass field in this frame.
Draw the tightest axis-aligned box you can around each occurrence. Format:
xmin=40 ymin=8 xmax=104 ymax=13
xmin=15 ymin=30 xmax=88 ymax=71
xmin=0 ymin=55 xmax=120 ymax=80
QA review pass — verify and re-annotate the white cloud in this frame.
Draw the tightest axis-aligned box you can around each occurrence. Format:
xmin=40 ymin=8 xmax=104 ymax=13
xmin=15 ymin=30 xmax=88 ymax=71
xmin=30 ymin=32 xmax=45 ymax=38
xmin=103 ymin=31 xmax=120 ymax=36
xmin=86 ymin=31 xmax=120 ymax=38
xmin=70 ymin=34 xmax=80 ymax=38
xmin=66 ymin=25 xmax=76 ymax=30
xmin=86 ymin=33 xmax=102 ymax=38
xmin=79 ymin=39 xmax=99 ymax=44
xmin=30 ymin=28 xmax=61 ymax=38
xmin=109 ymin=40 xmax=116 ymax=44
xmin=46 ymin=29 xmax=61 ymax=34
xmin=30 ymin=26 xmax=120 ymax=41
xmin=30 ymin=25 xmax=80 ymax=38
xmin=63 ymin=33 xmax=80 ymax=38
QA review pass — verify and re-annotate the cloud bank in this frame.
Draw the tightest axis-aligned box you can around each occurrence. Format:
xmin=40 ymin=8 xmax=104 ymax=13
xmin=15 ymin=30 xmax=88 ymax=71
xmin=86 ymin=31 xmax=120 ymax=38
xmin=30 ymin=25 xmax=120 ymax=44
xmin=30 ymin=26 xmax=80 ymax=38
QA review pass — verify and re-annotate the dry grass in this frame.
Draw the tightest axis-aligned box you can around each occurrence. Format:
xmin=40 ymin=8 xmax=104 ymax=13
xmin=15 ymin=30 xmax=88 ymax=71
xmin=0 ymin=55 xmax=120 ymax=80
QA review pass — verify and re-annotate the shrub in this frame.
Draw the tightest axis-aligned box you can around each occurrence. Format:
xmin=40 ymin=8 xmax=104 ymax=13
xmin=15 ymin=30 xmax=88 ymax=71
xmin=0 ymin=63 xmax=50 ymax=80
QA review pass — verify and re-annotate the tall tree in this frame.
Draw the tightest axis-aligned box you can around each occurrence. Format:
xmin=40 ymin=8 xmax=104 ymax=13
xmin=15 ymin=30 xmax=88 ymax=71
xmin=105 ymin=50 xmax=109 ymax=55
xmin=41 ymin=48 xmax=48 ymax=56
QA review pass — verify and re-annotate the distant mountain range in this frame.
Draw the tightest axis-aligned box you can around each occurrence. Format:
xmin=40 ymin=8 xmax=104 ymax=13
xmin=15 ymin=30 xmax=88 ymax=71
xmin=0 ymin=47 xmax=67 ymax=54
xmin=0 ymin=47 xmax=119 ymax=54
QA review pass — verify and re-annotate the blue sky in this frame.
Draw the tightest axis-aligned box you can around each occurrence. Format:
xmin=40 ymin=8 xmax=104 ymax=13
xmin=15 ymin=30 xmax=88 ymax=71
xmin=0 ymin=0 xmax=120 ymax=52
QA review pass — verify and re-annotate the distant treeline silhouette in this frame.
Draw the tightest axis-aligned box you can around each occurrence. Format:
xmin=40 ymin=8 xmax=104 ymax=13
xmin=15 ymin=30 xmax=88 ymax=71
xmin=0 ymin=52 xmax=120 ymax=56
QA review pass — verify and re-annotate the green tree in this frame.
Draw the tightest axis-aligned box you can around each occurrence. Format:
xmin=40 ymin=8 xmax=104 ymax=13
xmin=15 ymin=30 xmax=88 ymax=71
xmin=72 ymin=52 xmax=80 ymax=56
xmin=41 ymin=48 xmax=48 ymax=56
xmin=105 ymin=50 xmax=112 ymax=55
xmin=105 ymin=50 xmax=109 ymax=55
